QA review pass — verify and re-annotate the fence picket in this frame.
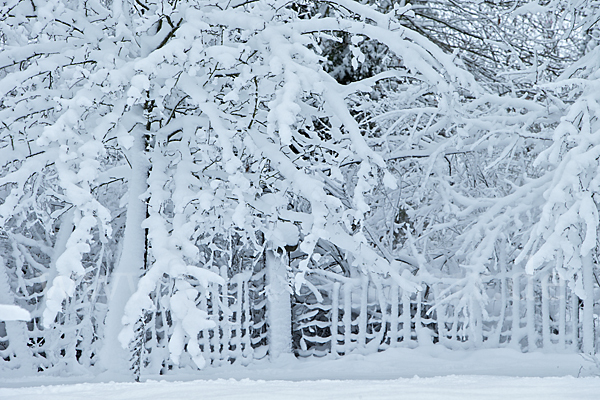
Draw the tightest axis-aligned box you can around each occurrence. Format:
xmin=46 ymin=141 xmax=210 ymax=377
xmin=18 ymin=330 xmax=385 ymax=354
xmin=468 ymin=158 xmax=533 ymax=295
xmin=343 ymin=282 xmax=352 ymax=353
xmin=242 ymin=279 xmax=253 ymax=363
xmin=402 ymin=291 xmax=411 ymax=342
xmin=511 ymin=275 xmax=521 ymax=349
xmin=558 ymin=276 xmax=566 ymax=349
xmin=358 ymin=278 xmax=368 ymax=348
xmin=541 ymin=273 xmax=551 ymax=349
xmin=390 ymin=283 xmax=399 ymax=346
xmin=331 ymin=282 xmax=340 ymax=356
xmin=571 ymin=290 xmax=579 ymax=351
xmin=526 ymin=276 xmax=536 ymax=351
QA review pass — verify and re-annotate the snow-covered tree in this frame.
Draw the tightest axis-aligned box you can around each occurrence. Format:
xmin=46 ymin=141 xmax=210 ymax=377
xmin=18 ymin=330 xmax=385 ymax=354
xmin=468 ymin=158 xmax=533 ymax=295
xmin=2 ymin=0 xmax=600 ymax=380
xmin=407 ymin=0 xmax=600 ymax=352
xmin=0 ymin=0 xmax=475 ymax=376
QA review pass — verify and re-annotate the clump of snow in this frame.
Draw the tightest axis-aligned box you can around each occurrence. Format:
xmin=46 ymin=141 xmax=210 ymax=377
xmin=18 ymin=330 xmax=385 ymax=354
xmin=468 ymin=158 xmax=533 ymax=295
xmin=0 ymin=304 xmax=30 ymax=321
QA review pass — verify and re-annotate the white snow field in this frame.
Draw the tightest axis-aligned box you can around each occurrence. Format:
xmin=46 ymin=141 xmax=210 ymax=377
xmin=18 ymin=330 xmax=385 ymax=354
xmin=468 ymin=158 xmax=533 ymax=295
xmin=1 ymin=347 xmax=600 ymax=399
xmin=1 ymin=376 xmax=600 ymax=400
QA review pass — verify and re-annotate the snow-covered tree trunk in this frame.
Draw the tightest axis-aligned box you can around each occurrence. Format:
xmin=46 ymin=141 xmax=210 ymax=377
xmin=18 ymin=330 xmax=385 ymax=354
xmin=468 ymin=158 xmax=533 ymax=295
xmin=266 ymin=250 xmax=292 ymax=360
xmin=526 ymin=276 xmax=537 ymax=351
xmin=582 ymin=254 xmax=595 ymax=354
xmin=511 ymin=274 xmax=521 ymax=349
xmin=98 ymin=127 xmax=148 ymax=375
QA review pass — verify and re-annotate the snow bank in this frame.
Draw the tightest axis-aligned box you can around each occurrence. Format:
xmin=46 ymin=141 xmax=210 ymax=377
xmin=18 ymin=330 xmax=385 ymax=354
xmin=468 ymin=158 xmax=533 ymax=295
xmin=1 ymin=347 xmax=598 ymax=387
xmin=1 ymin=347 xmax=599 ymax=399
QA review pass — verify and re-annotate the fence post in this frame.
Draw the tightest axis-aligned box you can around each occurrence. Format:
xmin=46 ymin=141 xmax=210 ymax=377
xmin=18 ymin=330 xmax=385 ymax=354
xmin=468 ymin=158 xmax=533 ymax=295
xmin=266 ymin=250 xmax=291 ymax=360
xmin=402 ymin=291 xmax=411 ymax=343
xmin=541 ymin=272 xmax=551 ymax=349
xmin=511 ymin=273 xmax=521 ymax=349
xmin=571 ymin=288 xmax=580 ymax=351
xmin=343 ymin=282 xmax=353 ymax=353
xmin=210 ymin=277 xmax=222 ymax=366
xmin=582 ymin=253 xmax=595 ymax=354
xmin=526 ymin=276 xmax=537 ymax=351
xmin=432 ymin=285 xmax=445 ymax=346
xmin=242 ymin=279 xmax=253 ymax=363
xmin=558 ymin=275 xmax=566 ymax=349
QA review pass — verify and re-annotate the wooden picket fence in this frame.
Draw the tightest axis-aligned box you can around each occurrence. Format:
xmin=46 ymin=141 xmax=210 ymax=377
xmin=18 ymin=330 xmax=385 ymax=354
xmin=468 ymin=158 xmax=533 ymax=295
xmin=191 ymin=269 xmax=268 ymax=367
xmin=191 ymin=267 xmax=595 ymax=366
xmin=292 ymin=270 xmax=591 ymax=356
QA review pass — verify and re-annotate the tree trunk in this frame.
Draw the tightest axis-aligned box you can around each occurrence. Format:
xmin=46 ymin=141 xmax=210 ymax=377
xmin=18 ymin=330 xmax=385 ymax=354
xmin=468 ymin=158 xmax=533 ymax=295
xmin=526 ymin=276 xmax=537 ymax=351
xmin=265 ymin=250 xmax=292 ymax=360
xmin=582 ymin=253 xmax=595 ymax=354
xmin=98 ymin=128 xmax=149 ymax=376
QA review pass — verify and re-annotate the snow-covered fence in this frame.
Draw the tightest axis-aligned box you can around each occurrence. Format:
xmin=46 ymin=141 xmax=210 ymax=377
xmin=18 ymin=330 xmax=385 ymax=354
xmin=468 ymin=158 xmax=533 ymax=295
xmin=501 ymin=272 xmax=584 ymax=352
xmin=291 ymin=270 xmax=595 ymax=357
xmin=193 ymin=271 xmax=255 ymax=366
xmin=165 ymin=265 xmax=594 ymax=365
xmin=1 ymin=251 xmax=595 ymax=376
xmin=293 ymin=273 xmax=438 ymax=357
xmin=159 ymin=267 xmax=270 ymax=369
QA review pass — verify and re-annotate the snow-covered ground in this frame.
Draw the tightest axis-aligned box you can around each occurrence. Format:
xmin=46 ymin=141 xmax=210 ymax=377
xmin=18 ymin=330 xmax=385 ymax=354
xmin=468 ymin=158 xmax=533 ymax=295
xmin=1 ymin=375 xmax=600 ymax=400
xmin=1 ymin=347 xmax=599 ymax=399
